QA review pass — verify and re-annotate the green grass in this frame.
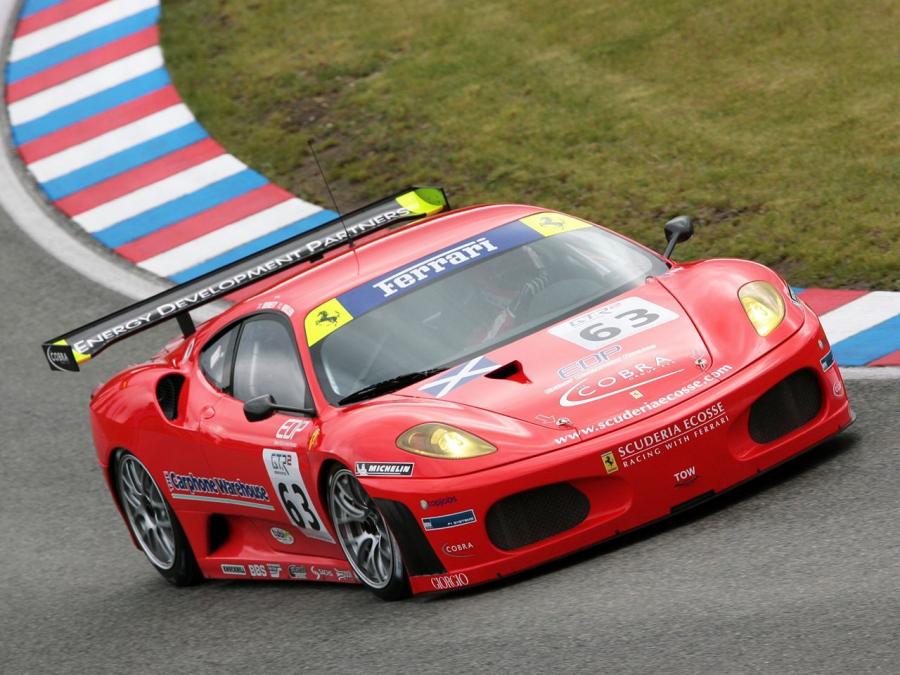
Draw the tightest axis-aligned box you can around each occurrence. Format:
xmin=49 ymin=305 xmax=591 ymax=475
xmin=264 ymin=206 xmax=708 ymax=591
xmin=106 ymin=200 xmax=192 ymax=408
xmin=161 ymin=0 xmax=900 ymax=289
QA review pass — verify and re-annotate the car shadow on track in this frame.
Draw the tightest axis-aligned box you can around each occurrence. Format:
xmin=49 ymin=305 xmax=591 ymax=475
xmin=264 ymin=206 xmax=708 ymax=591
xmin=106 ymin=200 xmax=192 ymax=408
xmin=424 ymin=429 xmax=860 ymax=603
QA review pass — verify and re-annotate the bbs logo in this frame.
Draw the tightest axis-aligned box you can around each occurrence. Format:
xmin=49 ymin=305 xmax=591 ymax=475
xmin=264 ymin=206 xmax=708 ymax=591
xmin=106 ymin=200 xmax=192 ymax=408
xmin=269 ymin=452 xmax=293 ymax=476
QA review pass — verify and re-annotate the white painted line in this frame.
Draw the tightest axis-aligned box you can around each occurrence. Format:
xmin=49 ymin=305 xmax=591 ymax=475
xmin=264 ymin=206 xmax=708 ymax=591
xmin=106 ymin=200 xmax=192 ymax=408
xmin=8 ymin=46 xmax=164 ymax=125
xmin=28 ymin=103 xmax=195 ymax=183
xmin=73 ymin=153 xmax=242 ymax=232
xmin=841 ymin=367 xmax=900 ymax=380
xmin=9 ymin=0 xmax=159 ymax=63
xmin=140 ymin=198 xmax=321 ymax=277
xmin=821 ymin=292 xmax=900 ymax=345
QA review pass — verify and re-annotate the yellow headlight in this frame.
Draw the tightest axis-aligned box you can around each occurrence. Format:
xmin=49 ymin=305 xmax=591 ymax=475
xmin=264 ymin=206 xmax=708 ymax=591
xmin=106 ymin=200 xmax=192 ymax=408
xmin=738 ymin=281 xmax=786 ymax=336
xmin=396 ymin=423 xmax=497 ymax=459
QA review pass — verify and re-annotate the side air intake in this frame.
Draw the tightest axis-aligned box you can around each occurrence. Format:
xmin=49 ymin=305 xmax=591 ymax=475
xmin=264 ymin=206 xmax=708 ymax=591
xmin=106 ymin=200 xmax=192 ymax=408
xmin=156 ymin=374 xmax=185 ymax=421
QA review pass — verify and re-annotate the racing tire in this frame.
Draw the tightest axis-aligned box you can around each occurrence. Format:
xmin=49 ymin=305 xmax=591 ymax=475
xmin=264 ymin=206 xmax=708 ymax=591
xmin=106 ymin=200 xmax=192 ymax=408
xmin=114 ymin=451 xmax=203 ymax=587
xmin=327 ymin=467 xmax=411 ymax=601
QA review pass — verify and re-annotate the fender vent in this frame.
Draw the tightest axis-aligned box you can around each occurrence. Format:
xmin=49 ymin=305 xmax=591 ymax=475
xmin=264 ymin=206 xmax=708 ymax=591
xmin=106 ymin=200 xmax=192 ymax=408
xmin=748 ymin=369 xmax=822 ymax=444
xmin=156 ymin=374 xmax=185 ymax=421
xmin=486 ymin=483 xmax=589 ymax=551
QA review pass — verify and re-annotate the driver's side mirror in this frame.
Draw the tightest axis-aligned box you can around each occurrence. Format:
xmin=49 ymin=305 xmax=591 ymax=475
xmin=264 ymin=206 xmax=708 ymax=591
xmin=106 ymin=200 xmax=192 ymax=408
xmin=243 ymin=394 xmax=315 ymax=422
xmin=244 ymin=394 xmax=278 ymax=422
xmin=662 ymin=215 xmax=694 ymax=260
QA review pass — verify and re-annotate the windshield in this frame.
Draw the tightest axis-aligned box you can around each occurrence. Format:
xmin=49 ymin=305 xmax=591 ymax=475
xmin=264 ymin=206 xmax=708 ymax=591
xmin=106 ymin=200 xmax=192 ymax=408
xmin=307 ymin=213 xmax=668 ymax=404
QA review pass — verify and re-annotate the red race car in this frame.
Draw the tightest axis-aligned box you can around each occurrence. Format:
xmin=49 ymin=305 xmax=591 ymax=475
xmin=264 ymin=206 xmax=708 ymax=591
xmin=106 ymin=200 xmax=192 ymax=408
xmin=43 ymin=187 xmax=854 ymax=599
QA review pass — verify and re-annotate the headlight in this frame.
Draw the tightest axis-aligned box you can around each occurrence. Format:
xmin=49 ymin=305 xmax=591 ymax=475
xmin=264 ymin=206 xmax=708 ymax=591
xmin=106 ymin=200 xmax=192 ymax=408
xmin=396 ymin=423 xmax=497 ymax=459
xmin=739 ymin=281 xmax=785 ymax=336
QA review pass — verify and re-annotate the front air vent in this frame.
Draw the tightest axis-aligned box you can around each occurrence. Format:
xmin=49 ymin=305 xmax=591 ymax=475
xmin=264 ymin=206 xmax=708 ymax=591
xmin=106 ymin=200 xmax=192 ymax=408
xmin=484 ymin=360 xmax=530 ymax=383
xmin=156 ymin=374 xmax=185 ymax=421
xmin=748 ymin=369 xmax=822 ymax=444
xmin=486 ymin=482 xmax=589 ymax=551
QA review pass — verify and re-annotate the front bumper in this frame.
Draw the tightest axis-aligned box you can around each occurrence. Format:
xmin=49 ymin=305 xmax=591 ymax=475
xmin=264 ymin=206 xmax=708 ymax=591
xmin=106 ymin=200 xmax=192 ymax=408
xmin=364 ymin=315 xmax=853 ymax=595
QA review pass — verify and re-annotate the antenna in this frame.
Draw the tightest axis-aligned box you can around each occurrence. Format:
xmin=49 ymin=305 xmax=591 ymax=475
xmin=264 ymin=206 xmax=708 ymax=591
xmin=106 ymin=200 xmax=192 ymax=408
xmin=308 ymin=139 xmax=354 ymax=246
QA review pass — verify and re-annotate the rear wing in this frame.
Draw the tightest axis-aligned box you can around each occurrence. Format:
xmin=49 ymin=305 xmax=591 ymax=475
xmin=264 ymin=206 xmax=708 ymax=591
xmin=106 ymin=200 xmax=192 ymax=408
xmin=42 ymin=186 xmax=450 ymax=372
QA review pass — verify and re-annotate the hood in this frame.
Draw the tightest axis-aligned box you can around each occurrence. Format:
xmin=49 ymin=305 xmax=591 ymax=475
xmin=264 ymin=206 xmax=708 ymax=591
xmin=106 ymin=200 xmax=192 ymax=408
xmin=400 ymin=279 xmax=732 ymax=444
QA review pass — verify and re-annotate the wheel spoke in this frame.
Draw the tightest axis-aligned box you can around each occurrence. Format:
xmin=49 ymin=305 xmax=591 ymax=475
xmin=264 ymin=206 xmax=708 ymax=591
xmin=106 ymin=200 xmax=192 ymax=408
xmin=121 ymin=485 xmax=142 ymax=510
xmin=126 ymin=461 xmax=144 ymax=497
xmin=330 ymin=470 xmax=397 ymax=589
xmin=119 ymin=456 xmax=176 ymax=570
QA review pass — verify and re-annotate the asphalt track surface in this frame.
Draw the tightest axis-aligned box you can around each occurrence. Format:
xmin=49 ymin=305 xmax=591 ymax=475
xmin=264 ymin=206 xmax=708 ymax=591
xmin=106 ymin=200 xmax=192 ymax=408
xmin=1 ymin=204 xmax=898 ymax=675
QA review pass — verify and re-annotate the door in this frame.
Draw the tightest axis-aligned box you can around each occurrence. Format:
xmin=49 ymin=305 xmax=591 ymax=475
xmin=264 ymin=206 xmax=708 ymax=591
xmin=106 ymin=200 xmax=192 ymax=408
xmin=196 ymin=313 xmax=339 ymax=559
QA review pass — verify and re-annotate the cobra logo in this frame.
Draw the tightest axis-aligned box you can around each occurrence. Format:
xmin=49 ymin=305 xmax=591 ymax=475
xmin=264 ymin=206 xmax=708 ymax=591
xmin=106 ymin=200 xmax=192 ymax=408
xmin=441 ymin=542 xmax=475 ymax=557
xmin=431 ymin=572 xmax=470 ymax=590
xmin=558 ymin=358 xmax=680 ymax=408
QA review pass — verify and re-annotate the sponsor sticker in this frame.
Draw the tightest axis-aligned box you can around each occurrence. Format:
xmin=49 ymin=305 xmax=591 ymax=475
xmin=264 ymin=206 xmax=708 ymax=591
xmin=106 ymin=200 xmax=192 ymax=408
xmin=549 ymin=296 xmax=679 ymax=350
xmin=221 ymin=564 xmax=246 ymax=576
xmin=601 ymin=451 xmax=619 ymax=474
xmin=305 ymin=298 xmax=354 ymax=346
xmin=336 ymin=569 xmax=355 ymax=582
xmin=355 ymin=462 xmax=414 ymax=477
xmin=555 ymin=344 xmax=624 ymax=381
xmin=270 ymin=527 xmax=295 ymax=545
xmin=262 ymin=449 xmax=335 ymax=543
xmin=418 ymin=355 xmax=499 ymax=399
xmin=674 ymin=466 xmax=698 ymax=487
xmin=310 ymin=566 xmax=334 ymax=580
xmin=552 ymin=365 xmax=733 ymax=445
xmin=258 ymin=300 xmax=295 ymax=316
xmin=422 ymin=509 xmax=477 ymax=531
xmin=431 ymin=572 xmax=470 ymax=591
xmin=617 ymin=401 xmax=729 ymax=468
xmin=369 ymin=237 xmax=501 ymax=299
xmin=558 ymin=356 xmax=681 ymax=408
xmin=266 ymin=563 xmax=283 ymax=578
xmin=275 ymin=418 xmax=309 ymax=441
xmin=288 ymin=564 xmax=307 ymax=580
xmin=420 ymin=496 xmax=458 ymax=510
xmin=820 ymin=349 xmax=835 ymax=372
xmin=248 ymin=564 xmax=267 ymax=578
xmin=520 ymin=212 xmax=593 ymax=237
xmin=442 ymin=542 xmax=476 ymax=557
xmin=164 ymin=471 xmax=272 ymax=510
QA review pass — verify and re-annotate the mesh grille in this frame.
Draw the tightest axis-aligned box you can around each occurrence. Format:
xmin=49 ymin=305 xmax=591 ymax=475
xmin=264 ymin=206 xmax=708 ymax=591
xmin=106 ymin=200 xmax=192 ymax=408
xmin=748 ymin=368 xmax=822 ymax=444
xmin=486 ymin=483 xmax=590 ymax=551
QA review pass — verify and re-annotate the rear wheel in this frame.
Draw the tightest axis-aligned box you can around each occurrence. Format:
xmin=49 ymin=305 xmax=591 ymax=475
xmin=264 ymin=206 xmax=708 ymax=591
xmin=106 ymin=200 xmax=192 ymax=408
xmin=327 ymin=467 xmax=410 ymax=600
xmin=114 ymin=452 xmax=202 ymax=586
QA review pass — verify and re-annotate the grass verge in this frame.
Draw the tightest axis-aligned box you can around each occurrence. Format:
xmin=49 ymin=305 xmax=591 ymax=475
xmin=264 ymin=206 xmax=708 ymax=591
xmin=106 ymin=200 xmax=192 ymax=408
xmin=161 ymin=0 xmax=899 ymax=289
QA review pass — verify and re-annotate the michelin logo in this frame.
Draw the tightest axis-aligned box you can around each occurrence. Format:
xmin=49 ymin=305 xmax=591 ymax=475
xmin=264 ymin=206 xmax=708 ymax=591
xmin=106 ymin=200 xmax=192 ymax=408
xmin=355 ymin=462 xmax=414 ymax=477
xmin=372 ymin=237 xmax=499 ymax=298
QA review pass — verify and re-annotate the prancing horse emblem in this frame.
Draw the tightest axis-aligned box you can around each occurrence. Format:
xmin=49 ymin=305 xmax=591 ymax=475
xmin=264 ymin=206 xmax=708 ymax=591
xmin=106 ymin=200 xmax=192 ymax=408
xmin=316 ymin=310 xmax=339 ymax=326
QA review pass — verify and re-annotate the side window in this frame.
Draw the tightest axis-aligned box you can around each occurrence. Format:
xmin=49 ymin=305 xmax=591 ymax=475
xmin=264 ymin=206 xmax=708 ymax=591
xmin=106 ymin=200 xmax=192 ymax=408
xmin=232 ymin=317 xmax=310 ymax=408
xmin=199 ymin=326 xmax=239 ymax=391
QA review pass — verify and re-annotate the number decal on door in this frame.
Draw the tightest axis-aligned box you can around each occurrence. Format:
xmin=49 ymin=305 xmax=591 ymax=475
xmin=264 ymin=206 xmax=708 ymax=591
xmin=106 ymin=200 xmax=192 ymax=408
xmin=550 ymin=296 xmax=678 ymax=350
xmin=262 ymin=449 xmax=334 ymax=543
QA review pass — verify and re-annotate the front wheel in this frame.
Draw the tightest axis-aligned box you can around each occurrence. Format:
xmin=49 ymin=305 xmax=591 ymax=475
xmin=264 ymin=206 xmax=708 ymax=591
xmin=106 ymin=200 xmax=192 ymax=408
xmin=114 ymin=452 xmax=202 ymax=586
xmin=327 ymin=467 xmax=410 ymax=600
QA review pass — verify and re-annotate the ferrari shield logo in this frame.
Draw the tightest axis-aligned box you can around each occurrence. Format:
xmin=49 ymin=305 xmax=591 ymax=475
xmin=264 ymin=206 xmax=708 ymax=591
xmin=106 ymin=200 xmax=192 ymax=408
xmin=601 ymin=451 xmax=619 ymax=474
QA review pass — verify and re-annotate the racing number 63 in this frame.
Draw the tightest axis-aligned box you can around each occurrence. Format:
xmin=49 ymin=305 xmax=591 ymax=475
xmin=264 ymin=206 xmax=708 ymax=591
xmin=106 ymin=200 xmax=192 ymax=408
xmin=278 ymin=481 xmax=321 ymax=531
xmin=579 ymin=308 xmax=661 ymax=343
xmin=262 ymin=449 xmax=335 ymax=543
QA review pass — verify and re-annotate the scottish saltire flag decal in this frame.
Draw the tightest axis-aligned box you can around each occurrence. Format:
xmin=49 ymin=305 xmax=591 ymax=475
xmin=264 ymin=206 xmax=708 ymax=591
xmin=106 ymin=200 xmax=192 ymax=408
xmin=418 ymin=356 xmax=500 ymax=398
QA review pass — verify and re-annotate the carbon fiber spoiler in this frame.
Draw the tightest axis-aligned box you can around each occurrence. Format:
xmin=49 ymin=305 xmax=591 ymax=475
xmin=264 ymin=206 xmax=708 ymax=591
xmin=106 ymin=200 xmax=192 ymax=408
xmin=42 ymin=186 xmax=450 ymax=371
